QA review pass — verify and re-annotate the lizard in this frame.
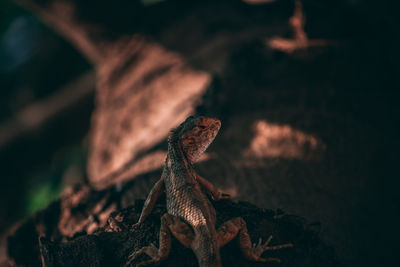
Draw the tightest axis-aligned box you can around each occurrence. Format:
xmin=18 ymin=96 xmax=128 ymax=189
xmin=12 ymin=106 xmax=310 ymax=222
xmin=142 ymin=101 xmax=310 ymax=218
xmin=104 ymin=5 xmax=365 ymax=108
xmin=125 ymin=116 xmax=293 ymax=267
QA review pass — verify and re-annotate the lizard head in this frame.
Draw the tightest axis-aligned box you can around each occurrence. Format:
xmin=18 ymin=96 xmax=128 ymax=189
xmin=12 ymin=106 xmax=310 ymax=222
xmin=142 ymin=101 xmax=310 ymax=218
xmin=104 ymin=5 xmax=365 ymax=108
xmin=169 ymin=116 xmax=221 ymax=162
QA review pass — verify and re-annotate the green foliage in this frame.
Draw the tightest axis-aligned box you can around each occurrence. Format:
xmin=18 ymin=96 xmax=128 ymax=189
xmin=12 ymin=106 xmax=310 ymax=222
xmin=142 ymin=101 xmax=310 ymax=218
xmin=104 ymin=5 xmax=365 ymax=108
xmin=24 ymin=144 xmax=87 ymax=215
xmin=25 ymin=179 xmax=62 ymax=214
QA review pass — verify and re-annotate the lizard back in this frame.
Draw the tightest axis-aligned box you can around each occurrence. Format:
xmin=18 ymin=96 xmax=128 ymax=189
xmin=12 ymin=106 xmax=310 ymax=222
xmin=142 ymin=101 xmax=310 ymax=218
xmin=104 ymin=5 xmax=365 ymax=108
xmin=164 ymin=116 xmax=222 ymax=267
xmin=164 ymin=152 xmax=215 ymax=228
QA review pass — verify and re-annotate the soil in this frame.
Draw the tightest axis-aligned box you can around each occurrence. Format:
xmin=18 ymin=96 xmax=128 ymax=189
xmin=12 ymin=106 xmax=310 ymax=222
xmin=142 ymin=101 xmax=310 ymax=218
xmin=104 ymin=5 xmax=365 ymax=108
xmin=7 ymin=197 xmax=345 ymax=267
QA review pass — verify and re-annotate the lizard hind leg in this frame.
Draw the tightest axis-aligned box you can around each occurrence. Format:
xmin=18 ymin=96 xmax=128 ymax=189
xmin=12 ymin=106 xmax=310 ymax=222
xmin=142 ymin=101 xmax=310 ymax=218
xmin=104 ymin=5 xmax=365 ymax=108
xmin=217 ymin=217 xmax=293 ymax=263
xmin=125 ymin=214 xmax=194 ymax=267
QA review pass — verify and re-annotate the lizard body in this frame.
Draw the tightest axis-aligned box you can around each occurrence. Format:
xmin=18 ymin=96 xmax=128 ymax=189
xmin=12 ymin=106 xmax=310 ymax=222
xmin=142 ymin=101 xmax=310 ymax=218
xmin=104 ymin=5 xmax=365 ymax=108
xmin=125 ymin=116 xmax=292 ymax=267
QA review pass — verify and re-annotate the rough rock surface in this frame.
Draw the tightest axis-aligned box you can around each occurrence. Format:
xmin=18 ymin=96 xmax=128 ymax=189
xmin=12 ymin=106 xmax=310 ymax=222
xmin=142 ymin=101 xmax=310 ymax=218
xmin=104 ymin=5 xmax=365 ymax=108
xmin=8 ymin=198 xmax=344 ymax=267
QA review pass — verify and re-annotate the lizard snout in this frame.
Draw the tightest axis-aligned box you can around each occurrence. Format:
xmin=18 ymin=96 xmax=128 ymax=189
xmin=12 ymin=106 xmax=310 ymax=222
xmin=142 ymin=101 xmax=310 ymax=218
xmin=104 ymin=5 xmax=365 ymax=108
xmin=207 ymin=119 xmax=221 ymax=131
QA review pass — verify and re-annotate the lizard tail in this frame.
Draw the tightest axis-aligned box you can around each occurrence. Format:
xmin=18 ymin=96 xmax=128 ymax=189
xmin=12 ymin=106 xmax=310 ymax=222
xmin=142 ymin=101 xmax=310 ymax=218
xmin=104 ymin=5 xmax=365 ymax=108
xmin=192 ymin=226 xmax=221 ymax=267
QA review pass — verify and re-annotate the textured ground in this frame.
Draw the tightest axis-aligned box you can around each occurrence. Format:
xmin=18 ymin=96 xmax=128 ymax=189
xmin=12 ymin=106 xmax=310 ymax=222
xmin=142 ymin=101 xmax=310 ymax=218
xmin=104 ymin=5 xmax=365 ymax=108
xmin=7 ymin=198 xmax=344 ymax=267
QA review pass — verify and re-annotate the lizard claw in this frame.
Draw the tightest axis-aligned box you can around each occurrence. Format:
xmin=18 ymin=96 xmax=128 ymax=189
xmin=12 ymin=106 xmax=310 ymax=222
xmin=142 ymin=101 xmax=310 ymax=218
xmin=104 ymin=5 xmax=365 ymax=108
xmin=125 ymin=243 xmax=160 ymax=267
xmin=263 ymin=235 xmax=293 ymax=251
xmin=252 ymin=237 xmax=269 ymax=256
xmin=251 ymin=235 xmax=293 ymax=263
xmin=125 ymin=249 xmax=146 ymax=267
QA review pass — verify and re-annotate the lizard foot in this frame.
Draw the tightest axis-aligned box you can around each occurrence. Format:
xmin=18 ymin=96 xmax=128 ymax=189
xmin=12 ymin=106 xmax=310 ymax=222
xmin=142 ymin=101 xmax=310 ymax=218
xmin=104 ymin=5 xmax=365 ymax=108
xmin=217 ymin=217 xmax=293 ymax=263
xmin=251 ymin=236 xmax=293 ymax=262
xmin=125 ymin=243 xmax=161 ymax=267
xmin=125 ymin=214 xmax=180 ymax=266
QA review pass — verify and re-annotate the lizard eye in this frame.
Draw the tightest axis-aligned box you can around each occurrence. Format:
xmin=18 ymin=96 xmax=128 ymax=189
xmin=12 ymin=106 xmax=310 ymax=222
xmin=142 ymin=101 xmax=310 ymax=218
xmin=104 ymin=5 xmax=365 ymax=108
xmin=198 ymin=125 xmax=206 ymax=130
xmin=185 ymin=138 xmax=195 ymax=145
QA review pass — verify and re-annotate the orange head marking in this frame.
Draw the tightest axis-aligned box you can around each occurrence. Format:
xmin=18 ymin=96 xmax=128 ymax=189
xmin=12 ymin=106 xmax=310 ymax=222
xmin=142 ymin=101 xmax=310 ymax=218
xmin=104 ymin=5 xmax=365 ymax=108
xmin=170 ymin=116 xmax=221 ymax=162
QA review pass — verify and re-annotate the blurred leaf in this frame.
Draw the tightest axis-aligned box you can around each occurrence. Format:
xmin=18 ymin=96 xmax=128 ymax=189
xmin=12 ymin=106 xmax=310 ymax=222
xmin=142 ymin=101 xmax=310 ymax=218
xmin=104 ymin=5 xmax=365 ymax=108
xmin=24 ymin=144 xmax=86 ymax=215
xmin=25 ymin=178 xmax=61 ymax=215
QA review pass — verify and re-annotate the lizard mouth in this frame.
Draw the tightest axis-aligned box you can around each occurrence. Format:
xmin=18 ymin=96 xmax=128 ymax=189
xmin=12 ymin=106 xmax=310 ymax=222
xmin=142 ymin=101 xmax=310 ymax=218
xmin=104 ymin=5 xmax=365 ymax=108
xmin=207 ymin=118 xmax=221 ymax=132
xmin=213 ymin=119 xmax=221 ymax=130
xmin=206 ymin=119 xmax=221 ymax=142
xmin=196 ymin=117 xmax=221 ymax=134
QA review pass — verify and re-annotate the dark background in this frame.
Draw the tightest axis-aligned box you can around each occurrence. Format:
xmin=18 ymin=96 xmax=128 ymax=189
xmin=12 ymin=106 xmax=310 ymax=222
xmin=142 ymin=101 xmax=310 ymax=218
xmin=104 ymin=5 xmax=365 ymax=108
xmin=0 ymin=0 xmax=399 ymax=266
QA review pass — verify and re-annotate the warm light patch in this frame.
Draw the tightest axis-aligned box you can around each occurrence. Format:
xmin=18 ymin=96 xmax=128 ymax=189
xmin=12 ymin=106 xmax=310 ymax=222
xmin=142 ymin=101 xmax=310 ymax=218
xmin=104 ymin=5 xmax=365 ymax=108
xmin=266 ymin=0 xmax=337 ymax=54
xmin=244 ymin=120 xmax=324 ymax=160
xmin=88 ymin=36 xmax=211 ymax=189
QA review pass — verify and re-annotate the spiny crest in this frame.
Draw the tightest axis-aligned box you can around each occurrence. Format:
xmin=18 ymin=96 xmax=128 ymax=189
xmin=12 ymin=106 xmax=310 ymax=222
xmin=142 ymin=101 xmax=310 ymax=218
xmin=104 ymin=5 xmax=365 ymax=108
xmin=168 ymin=116 xmax=197 ymax=144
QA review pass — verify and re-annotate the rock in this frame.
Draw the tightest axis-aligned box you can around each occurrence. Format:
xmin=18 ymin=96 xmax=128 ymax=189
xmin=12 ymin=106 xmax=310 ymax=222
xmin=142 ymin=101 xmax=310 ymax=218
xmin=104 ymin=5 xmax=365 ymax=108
xmin=9 ymin=199 xmax=345 ymax=267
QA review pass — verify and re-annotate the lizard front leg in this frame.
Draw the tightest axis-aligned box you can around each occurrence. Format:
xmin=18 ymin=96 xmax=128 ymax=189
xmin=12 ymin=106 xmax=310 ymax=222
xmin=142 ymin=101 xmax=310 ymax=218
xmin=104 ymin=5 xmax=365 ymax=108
xmin=134 ymin=177 xmax=165 ymax=227
xmin=125 ymin=214 xmax=194 ymax=267
xmin=195 ymin=174 xmax=230 ymax=201
xmin=217 ymin=217 xmax=293 ymax=263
